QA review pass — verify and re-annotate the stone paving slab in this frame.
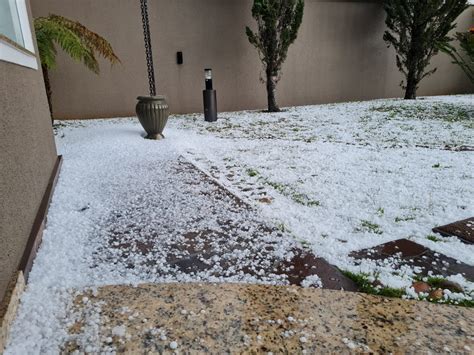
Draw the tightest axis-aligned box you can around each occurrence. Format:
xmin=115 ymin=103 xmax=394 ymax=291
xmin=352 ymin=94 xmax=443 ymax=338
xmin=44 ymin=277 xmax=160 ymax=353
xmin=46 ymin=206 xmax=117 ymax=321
xmin=92 ymin=157 xmax=357 ymax=291
xmin=433 ymin=217 xmax=474 ymax=244
xmin=64 ymin=283 xmax=474 ymax=354
xmin=350 ymin=239 xmax=474 ymax=281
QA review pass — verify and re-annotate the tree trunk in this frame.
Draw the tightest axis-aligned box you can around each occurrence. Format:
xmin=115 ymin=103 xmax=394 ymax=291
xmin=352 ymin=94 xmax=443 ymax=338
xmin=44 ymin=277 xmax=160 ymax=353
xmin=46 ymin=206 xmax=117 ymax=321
xmin=42 ymin=64 xmax=54 ymax=123
xmin=404 ymin=72 xmax=417 ymax=100
xmin=266 ymin=70 xmax=280 ymax=112
xmin=404 ymin=11 xmax=422 ymax=100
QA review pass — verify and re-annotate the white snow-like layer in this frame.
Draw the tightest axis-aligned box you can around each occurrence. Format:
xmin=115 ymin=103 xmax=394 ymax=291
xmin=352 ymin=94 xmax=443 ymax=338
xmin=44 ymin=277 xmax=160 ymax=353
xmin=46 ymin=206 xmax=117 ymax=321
xmin=169 ymin=95 xmax=474 ymax=286
xmin=6 ymin=95 xmax=474 ymax=353
xmin=6 ymin=125 xmax=299 ymax=353
xmin=300 ymin=275 xmax=322 ymax=288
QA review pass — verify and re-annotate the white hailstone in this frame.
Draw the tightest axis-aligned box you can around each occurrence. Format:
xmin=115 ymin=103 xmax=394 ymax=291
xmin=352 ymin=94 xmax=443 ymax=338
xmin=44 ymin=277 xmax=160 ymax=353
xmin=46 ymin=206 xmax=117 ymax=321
xmin=169 ymin=341 xmax=178 ymax=350
xmin=300 ymin=336 xmax=308 ymax=343
xmin=112 ymin=325 xmax=127 ymax=337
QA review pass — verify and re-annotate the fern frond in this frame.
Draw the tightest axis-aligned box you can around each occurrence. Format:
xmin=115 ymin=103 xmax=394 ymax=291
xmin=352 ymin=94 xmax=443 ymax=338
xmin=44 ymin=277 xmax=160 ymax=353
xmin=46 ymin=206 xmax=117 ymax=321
xmin=48 ymin=15 xmax=120 ymax=66
xmin=34 ymin=14 xmax=120 ymax=74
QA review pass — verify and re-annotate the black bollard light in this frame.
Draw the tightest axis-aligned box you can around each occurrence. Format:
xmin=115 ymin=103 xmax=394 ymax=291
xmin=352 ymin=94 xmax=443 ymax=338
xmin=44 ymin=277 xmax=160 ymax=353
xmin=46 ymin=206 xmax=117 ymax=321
xmin=203 ymin=68 xmax=217 ymax=122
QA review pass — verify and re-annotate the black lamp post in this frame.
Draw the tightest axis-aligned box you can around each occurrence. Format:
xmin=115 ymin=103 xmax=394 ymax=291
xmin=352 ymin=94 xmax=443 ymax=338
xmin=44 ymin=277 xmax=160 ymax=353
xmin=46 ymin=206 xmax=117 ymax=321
xmin=135 ymin=0 xmax=169 ymax=140
xmin=203 ymin=68 xmax=217 ymax=122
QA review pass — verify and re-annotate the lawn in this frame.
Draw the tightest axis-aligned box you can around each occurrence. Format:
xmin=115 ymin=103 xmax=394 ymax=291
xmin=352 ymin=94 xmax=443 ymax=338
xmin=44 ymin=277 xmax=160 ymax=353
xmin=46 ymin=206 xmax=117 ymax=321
xmin=171 ymin=95 xmax=474 ymax=289
xmin=6 ymin=95 xmax=474 ymax=352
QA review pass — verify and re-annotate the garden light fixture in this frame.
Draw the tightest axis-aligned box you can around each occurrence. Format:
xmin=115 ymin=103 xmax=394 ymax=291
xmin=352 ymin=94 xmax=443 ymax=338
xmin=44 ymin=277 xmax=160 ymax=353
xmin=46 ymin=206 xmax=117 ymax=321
xmin=203 ymin=68 xmax=217 ymax=122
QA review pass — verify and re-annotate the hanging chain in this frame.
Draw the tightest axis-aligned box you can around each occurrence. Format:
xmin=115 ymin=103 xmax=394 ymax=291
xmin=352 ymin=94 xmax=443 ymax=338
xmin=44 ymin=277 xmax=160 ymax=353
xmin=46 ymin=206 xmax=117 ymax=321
xmin=140 ymin=0 xmax=156 ymax=96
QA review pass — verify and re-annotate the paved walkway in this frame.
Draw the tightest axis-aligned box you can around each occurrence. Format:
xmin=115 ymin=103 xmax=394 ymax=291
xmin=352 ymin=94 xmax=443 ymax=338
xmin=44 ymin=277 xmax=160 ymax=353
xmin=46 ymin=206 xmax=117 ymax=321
xmin=92 ymin=157 xmax=356 ymax=290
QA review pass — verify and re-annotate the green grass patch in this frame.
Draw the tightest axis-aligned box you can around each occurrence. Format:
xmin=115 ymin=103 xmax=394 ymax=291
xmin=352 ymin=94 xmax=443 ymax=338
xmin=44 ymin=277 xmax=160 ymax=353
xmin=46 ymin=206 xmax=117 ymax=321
xmin=370 ymin=103 xmax=474 ymax=123
xmin=337 ymin=273 xmax=474 ymax=307
xmin=264 ymin=179 xmax=320 ymax=207
xmin=431 ymin=163 xmax=451 ymax=169
xmin=412 ymin=276 xmax=474 ymax=307
xmin=246 ymin=168 xmax=259 ymax=177
xmin=356 ymin=220 xmax=383 ymax=234
xmin=422 ymin=293 xmax=474 ymax=307
xmin=276 ymin=223 xmax=287 ymax=232
xmin=395 ymin=216 xmax=416 ymax=223
xmin=446 ymin=299 xmax=474 ymax=307
xmin=344 ymin=272 xmax=474 ymax=307
xmin=426 ymin=234 xmax=442 ymax=242
xmin=265 ymin=180 xmax=285 ymax=193
xmin=292 ymin=193 xmax=320 ymax=207
xmin=205 ymin=126 xmax=220 ymax=132
xmin=299 ymin=239 xmax=311 ymax=248
xmin=341 ymin=271 xmax=404 ymax=298
xmin=302 ymin=137 xmax=316 ymax=143
xmin=424 ymin=276 xmax=446 ymax=288
xmin=245 ymin=169 xmax=320 ymax=207
xmin=250 ymin=120 xmax=271 ymax=127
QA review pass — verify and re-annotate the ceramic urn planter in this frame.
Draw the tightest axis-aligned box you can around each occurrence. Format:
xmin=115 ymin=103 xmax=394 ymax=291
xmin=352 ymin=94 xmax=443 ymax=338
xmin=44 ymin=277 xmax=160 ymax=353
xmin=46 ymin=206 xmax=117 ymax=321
xmin=136 ymin=95 xmax=169 ymax=140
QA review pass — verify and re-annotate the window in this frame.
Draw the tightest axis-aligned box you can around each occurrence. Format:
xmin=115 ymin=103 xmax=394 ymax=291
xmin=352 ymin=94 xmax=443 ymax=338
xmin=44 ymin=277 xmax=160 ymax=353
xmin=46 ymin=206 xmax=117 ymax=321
xmin=0 ymin=0 xmax=38 ymax=69
xmin=0 ymin=0 xmax=24 ymax=46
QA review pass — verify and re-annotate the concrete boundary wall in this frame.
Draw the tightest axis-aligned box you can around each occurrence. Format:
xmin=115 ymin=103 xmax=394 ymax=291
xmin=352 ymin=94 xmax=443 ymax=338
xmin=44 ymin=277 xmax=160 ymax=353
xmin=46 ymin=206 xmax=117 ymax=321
xmin=31 ymin=0 xmax=473 ymax=119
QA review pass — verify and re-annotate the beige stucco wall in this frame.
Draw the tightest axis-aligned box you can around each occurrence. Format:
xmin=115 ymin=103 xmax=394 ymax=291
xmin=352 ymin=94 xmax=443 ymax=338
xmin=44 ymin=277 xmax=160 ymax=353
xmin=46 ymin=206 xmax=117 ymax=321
xmin=0 ymin=1 xmax=57 ymax=301
xmin=31 ymin=0 xmax=473 ymax=119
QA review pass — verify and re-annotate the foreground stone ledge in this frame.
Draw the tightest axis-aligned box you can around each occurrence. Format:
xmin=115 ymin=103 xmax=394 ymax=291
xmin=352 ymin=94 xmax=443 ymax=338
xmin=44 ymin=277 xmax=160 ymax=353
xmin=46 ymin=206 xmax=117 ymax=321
xmin=0 ymin=272 xmax=25 ymax=353
xmin=66 ymin=283 xmax=473 ymax=354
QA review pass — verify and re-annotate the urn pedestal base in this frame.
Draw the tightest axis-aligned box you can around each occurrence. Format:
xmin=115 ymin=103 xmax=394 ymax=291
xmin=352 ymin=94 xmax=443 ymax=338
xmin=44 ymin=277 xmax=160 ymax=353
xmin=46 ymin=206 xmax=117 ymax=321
xmin=145 ymin=133 xmax=164 ymax=140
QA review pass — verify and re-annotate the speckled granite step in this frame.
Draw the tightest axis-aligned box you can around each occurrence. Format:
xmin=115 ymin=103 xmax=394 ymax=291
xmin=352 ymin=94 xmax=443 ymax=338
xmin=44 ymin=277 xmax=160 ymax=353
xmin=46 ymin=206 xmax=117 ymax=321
xmin=64 ymin=283 xmax=473 ymax=354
